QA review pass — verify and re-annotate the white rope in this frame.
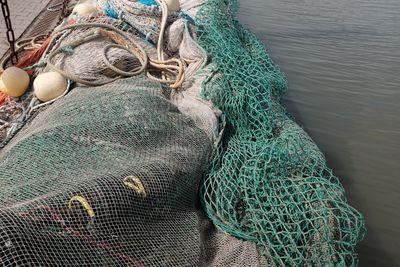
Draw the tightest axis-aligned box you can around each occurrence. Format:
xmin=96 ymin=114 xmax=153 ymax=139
xmin=155 ymin=0 xmax=169 ymax=62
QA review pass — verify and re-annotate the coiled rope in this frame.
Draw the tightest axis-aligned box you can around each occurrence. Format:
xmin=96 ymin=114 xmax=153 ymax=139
xmin=47 ymin=0 xmax=185 ymax=88
xmin=47 ymin=22 xmax=149 ymax=86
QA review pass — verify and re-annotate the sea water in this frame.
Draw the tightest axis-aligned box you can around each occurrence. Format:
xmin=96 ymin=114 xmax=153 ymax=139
xmin=238 ymin=1 xmax=400 ymax=266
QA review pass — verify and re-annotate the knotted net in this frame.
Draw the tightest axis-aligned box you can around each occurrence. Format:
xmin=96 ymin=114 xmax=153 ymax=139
xmin=0 ymin=0 xmax=366 ymax=266
xmin=0 ymin=77 xmax=212 ymax=266
xmin=197 ymin=0 xmax=366 ymax=266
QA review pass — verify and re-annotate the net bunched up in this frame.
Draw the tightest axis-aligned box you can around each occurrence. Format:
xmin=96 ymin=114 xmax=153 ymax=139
xmin=0 ymin=78 xmax=213 ymax=266
xmin=0 ymin=0 xmax=366 ymax=266
xmin=197 ymin=0 xmax=366 ymax=266
xmin=43 ymin=16 xmax=159 ymax=86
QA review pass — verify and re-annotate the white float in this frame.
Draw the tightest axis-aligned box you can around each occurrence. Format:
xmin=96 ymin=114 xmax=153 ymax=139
xmin=34 ymin=72 xmax=68 ymax=102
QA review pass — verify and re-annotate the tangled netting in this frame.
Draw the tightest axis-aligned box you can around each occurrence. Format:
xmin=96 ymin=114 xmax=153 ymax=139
xmin=44 ymin=16 xmax=158 ymax=85
xmin=0 ymin=77 xmax=268 ymax=266
xmin=0 ymin=0 xmax=366 ymax=265
xmin=197 ymin=0 xmax=366 ymax=266
xmin=0 ymin=78 xmax=213 ymax=266
xmin=97 ymin=0 xmax=176 ymax=44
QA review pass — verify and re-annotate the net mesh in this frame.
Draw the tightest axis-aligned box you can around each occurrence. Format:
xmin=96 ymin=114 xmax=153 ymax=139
xmin=197 ymin=0 xmax=366 ymax=266
xmin=43 ymin=16 xmax=159 ymax=85
xmin=0 ymin=77 xmax=213 ymax=266
xmin=0 ymin=0 xmax=366 ymax=266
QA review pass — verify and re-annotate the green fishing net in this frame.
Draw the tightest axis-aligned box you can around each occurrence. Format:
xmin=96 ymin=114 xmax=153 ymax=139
xmin=0 ymin=0 xmax=366 ymax=265
xmin=197 ymin=0 xmax=366 ymax=266
xmin=0 ymin=78 xmax=213 ymax=266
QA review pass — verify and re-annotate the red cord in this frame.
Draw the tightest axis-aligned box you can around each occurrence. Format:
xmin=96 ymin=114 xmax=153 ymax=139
xmin=20 ymin=205 xmax=145 ymax=266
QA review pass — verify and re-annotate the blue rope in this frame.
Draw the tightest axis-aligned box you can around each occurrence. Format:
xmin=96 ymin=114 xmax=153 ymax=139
xmin=138 ymin=0 xmax=157 ymax=6
xmin=180 ymin=11 xmax=196 ymax=25
xmin=104 ymin=3 xmax=118 ymax=19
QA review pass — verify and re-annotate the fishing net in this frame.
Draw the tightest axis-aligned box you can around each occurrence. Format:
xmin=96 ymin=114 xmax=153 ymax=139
xmin=42 ymin=16 xmax=159 ymax=86
xmin=0 ymin=0 xmax=366 ymax=266
xmin=0 ymin=77 xmax=213 ymax=266
xmin=97 ymin=0 xmax=178 ymax=44
xmin=196 ymin=0 xmax=366 ymax=266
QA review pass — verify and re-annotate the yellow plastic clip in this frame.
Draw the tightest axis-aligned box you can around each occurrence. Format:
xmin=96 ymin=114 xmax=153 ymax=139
xmin=123 ymin=176 xmax=147 ymax=197
xmin=68 ymin=196 xmax=95 ymax=218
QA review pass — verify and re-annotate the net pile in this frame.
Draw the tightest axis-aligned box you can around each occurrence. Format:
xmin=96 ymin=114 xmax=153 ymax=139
xmin=0 ymin=77 xmax=212 ymax=266
xmin=197 ymin=0 xmax=366 ymax=266
xmin=0 ymin=0 xmax=366 ymax=266
xmin=43 ymin=16 xmax=159 ymax=86
xmin=97 ymin=0 xmax=176 ymax=44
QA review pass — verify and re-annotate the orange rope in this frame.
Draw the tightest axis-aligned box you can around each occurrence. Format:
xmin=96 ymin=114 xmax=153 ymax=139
xmin=0 ymin=92 xmax=8 ymax=106
xmin=15 ymin=37 xmax=51 ymax=70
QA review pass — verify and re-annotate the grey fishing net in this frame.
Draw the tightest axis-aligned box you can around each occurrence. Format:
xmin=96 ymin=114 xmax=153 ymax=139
xmin=0 ymin=0 xmax=365 ymax=266
xmin=42 ymin=16 xmax=158 ymax=86
xmin=0 ymin=77 xmax=212 ymax=266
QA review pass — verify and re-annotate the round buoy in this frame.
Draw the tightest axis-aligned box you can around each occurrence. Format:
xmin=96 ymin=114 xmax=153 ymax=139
xmin=72 ymin=3 xmax=98 ymax=16
xmin=164 ymin=0 xmax=180 ymax=12
xmin=34 ymin=72 xmax=68 ymax=102
xmin=0 ymin=67 xmax=30 ymax=97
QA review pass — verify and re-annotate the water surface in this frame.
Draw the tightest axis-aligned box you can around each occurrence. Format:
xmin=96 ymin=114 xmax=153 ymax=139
xmin=238 ymin=1 xmax=400 ymax=266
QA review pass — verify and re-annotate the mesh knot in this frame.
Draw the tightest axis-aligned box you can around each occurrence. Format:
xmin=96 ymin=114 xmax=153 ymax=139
xmin=59 ymin=45 xmax=75 ymax=55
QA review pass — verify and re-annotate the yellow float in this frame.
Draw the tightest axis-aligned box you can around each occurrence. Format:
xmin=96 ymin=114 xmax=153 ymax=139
xmin=0 ymin=67 xmax=30 ymax=97
xmin=72 ymin=3 xmax=98 ymax=16
xmin=33 ymin=71 xmax=68 ymax=102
